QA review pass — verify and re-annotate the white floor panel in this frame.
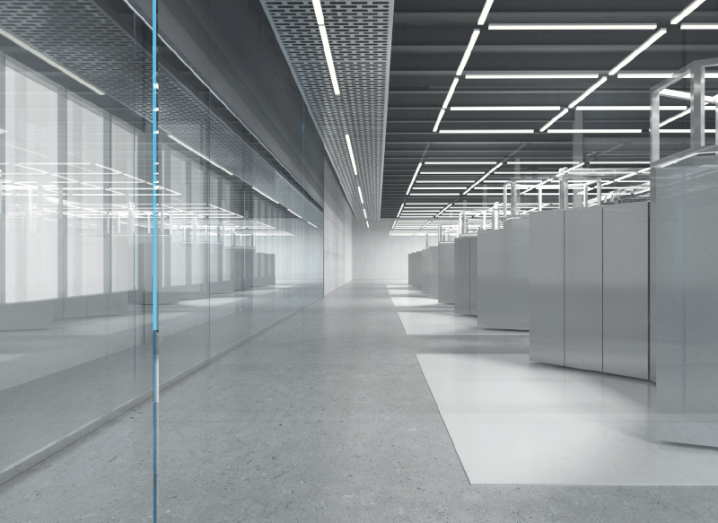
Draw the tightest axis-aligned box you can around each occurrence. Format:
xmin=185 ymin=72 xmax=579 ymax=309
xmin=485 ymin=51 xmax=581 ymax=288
xmin=398 ymin=311 xmax=518 ymax=336
xmin=391 ymin=296 xmax=439 ymax=308
xmin=418 ymin=353 xmax=718 ymax=485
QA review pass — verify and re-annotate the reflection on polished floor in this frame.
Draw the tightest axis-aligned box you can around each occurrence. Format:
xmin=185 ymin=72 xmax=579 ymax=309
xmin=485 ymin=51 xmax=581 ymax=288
xmin=391 ymin=284 xmax=718 ymax=485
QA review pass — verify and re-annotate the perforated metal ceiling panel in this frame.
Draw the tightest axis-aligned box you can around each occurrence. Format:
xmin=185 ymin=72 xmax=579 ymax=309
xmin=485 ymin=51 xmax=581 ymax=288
xmin=260 ymin=0 xmax=394 ymax=221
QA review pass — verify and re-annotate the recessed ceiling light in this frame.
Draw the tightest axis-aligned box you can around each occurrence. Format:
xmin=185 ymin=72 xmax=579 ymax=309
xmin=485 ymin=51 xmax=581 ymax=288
xmin=568 ymin=76 xmax=607 ymax=109
xmin=489 ymin=23 xmax=658 ymax=31
xmin=465 ymin=73 xmax=599 ymax=79
xmin=547 ymin=129 xmax=644 ymax=134
xmin=451 ymin=106 xmax=562 ymax=111
xmin=439 ymin=129 xmax=535 ymax=134
xmin=609 ymin=29 xmax=667 ymax=76
xmin=671 ymin=0 xmax=708 ymax=25
xmin=680 ymin=23 xmax=718 ymax=30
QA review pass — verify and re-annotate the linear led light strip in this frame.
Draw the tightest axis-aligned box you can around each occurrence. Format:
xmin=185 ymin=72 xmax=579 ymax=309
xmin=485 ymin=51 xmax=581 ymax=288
xmin=357 ymin=185 xmax=364 ymax=204
xmin=548 ymin=129 xmax=643 ymax=134
xmin=253 ymin=187 xmax=278 ymax=204
xmin=660 ymin=109 xmax=691 ymax=127
xmin=0 ymin=27 xmax=104 ymax=95
xmin=433 ymin=0 xmax=495 ymax=133
xmin=396 ymin=203 xmax=405 ymax=218
xmin=286 ymin=208 xmax=302 ymax=219
xmin=540 ymin=108 xmax=569 ymax=132
xmin=168 ymin=135 xmax=235 ymax=178
xmin=466 ymin=73 xmax=599 ymax=79
xmin=307 ymin=221 xmax=317 ymax=228
xmin=671 ymin=0 xmax=707 ymax=25
xmin=452 ymin=106 xmax=561 ymax=111
xmin=489 ymin=24 xmax=658 ymax=31
xmin=462 ymin=162 xmax=503 ymax=195
xmin=405 ymin=162 xmax=423 ymax=195
xmin=424 ymin=161 xmax=495 ymax=165
xmin=311 ymin=0 xmax=340 ymax=95
xmin=609 ymin=30 xmax=667 ymax=76
xmin=440 ymin=129 xmax=534 ymax=134
xmin=681 ymin=23 xmax=718 ymax=30
xmin=344 ymin=134 xmax=359 ymax=176
xmin=619 ymin=72 xmax=718 ymax=79
xmin=569 ymin=76 xmax=608 ymax=108
xmin=577 ymin=105 xmax=688 ymax=111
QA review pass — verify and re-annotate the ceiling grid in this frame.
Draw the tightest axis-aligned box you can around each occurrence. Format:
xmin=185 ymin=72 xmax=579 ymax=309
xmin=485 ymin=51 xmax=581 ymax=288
xmin=260 ymin=0 xmax=395 ymax=222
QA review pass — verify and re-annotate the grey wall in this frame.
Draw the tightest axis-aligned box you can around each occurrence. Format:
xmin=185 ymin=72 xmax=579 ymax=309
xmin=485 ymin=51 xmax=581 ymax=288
xmin=352 ymin=220 xmax=426 ymax=281
xmin=128 ymin=0 xmax=325 ymax=205
xmin=324 ymin=158 xmax=353 ymax=295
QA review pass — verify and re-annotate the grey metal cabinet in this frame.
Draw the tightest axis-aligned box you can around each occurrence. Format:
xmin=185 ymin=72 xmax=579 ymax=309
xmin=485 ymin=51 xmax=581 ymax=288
xmin=564 ymin=207 xmax=603 ymax=372
xmin=529 ymin=210 xmax=565 ymax=366
xmin=438 ymin=242 xmax=455 ymax=304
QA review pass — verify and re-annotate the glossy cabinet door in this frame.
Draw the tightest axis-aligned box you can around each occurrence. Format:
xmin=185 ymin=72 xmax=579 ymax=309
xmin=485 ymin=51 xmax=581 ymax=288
xmin=529 ymin=210 xmax=565 ymax=366
xmin=565 ymin=206 xmax=603 ymax=372
xmin=438 ymin=242 xmax=455 ymax=304
xmin=603 ymin=202 xmax=649 ymax=379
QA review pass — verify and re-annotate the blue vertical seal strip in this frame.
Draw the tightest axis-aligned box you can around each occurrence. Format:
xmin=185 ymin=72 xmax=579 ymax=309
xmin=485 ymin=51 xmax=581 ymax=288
xmin=152 ymin=0 xmax=159 ymax=521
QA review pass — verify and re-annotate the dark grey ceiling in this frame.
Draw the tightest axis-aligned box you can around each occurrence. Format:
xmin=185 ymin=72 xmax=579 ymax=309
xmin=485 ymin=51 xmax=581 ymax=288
xmin=382 ymin=0 xmax=718 ymax=219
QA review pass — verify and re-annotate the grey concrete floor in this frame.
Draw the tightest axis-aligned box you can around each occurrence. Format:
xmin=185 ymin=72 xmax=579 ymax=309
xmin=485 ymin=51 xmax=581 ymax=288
xmin=1 ymin=282 xmax=716 ymax=522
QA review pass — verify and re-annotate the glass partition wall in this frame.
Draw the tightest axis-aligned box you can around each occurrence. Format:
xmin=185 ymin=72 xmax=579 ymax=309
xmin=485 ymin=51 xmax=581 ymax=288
xmin=0 ymin=1 xmax=323 ymax=515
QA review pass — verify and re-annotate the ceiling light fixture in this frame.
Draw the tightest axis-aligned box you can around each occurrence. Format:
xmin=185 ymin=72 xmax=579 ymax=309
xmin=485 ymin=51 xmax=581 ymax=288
xmin=406 ymin=162 xmax=423 ymax=195
xmin=363 ymin=208 xmax=367 ymax=219
xmin=410 ymin=193 xmax=461 ymax=196
xmin=477 ymin=0 xmax=495 ymax=25
xmin=659 ymin=129 xmax=717 ymax=134
xmin=439 ymin=129 xmax=535 ymax=134
xmin=507 ymin=161 xmax=579 ymax=165
xmin=568 ymin=76 xmax=608 ymax=108
xmin=424 ymin=161 xmax=496 ymax=165
xmin=659 ymin=109 xmax=691 ymax=127
xmin=540 ymin=108 xmax=569 ymax=132
xmin=671 ymin=0 xmax=708 ymax=25
xmin=489 ymin=24 xmax=658 ymax=31
xmin=420 ymin=171 xmax=486 ymax=175
xmin=609 ymin=29 xmax=668 ymax=76
xmin=433 ymin=109 xmax=446 ymax=133
xmin=465 ymin=73 xmax=599 ymax=79
xmin=358 ymin=185 xmax=364 ymax=204
xmin=576 ymin=105 xmax=688 ymax=111
xmin=0 ymin=28 xmax=105 ymax=96
xmin=680 ymin=23 xmax=718 ymax=30
xmin=287 ymin=208 xmax=302 ymax=219
xmin=311 ymin=0 xmax=340 ymax=95
xmin=345 ymin=134 xmax=358 ymax=175
xmin=253 ymin=187 xmax=279 ymax=204
xmin=366 ymin=221 xmax=369 ymax=229
xmin=456 ymin=30 xmax=481 ymax=76
xmin=462 ymin=162 xmax=504 ymax=195
xmin=451 ymin=106 xmax=562 ymax=111
xmin=442 ymin=78 xmax=460 ymax=109
xmin=547 ymin=129 xmax=643 ymax=134
xmin=307 ymin=221 xmax=318 ymax=228
xmin=591 ymin=161 xmax=650 ymax=165
xmin=414 ymin=186 xmax=468 ymax=190
xmin=396 ymin=203 xmax=405 ymax=217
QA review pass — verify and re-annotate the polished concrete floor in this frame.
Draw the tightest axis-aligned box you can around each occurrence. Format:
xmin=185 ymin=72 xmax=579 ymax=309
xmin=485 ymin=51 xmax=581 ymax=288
xmin=1 ymin=282 xmax=716 ymax=522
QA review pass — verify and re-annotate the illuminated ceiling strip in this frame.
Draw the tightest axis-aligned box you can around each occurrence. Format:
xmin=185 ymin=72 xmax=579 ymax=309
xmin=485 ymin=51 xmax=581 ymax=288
xmin=357 ymin=185 xmax=364 ymax=204
xmin=363 ymin=208 xmax=367 ymax=219
xmin=312 ymin=0 xmax=340 ymax=95
xmin=307 ymin=221 xmax=317 ymax=228
xmin=671 ymin=0 xmax=708 ymax=25
xmin=507 ymin=161 xmax=579 ymax=165
xmin=420 ymin=171 xmax=485 ymax=175
xmin=286 ymin=208 xmax=302 ymax=219
xmin=592 ymin=161 xmax=650 ymax=165
xmin=413 ymin=186 xmax=468 ymax=190
xmin=253 ymin=187 xmax=278 ymax=204
xmin=410 ymin=193 xmax=461 ymax=196
xmin=439 ymin=129 xmax=535 ymax=134
xmin=442 ymin=78 xmax=460 ymax=109
xmin=462 ymin=162 xmax=503 ymax=195
xmin=345 ymin=134 xmax=358 ymax=175
xmin=568 ymin=76 xmax=607 ymax=109
xmin=547 ymin=129 xmax=643 ymax=134
xmin=451 ymin=106 xmax=561 ymax=111
xmin=576 ymin=105 xmax=688 ymax=111
xmin=456 ymin=30 xmax=481 ymax=76
xmin=609 ymin=29 xmax=668 ymax=76
xmin=540 ymin=108 xmax=569 ymax=133
xmin=433 ymin=109 xmax=446 ymax=133
xmin=168 ymin=135 xmax=234 ymax=178
xmin=489 ymin=24 xmax=657 ymax=31
xmin=466 ymin=73 xmax=599 ymax=79
xmin=424 ymin=161 xmax=495 ymax=165
xmin=660 ymin=129 xmax=717 ymax=133
xmin=680 ymin=23 xmax=718 ymax=30
xmin=660 ymin=108 xmax=691 ymax=127
xmin=0 ymin=28 xmax=105 ymax=95
xmin=366 ymin=220 xmax=370 ymax=229
xmin=405 ymin=162 xmax=423 ymax=195
xmin=477 ymin=0 xmax=495 ymax=25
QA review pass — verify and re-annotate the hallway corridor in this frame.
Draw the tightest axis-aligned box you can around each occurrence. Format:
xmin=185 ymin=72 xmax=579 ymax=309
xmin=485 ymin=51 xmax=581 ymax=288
xmin=1 ymin=283 xmax=715 ymax=522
